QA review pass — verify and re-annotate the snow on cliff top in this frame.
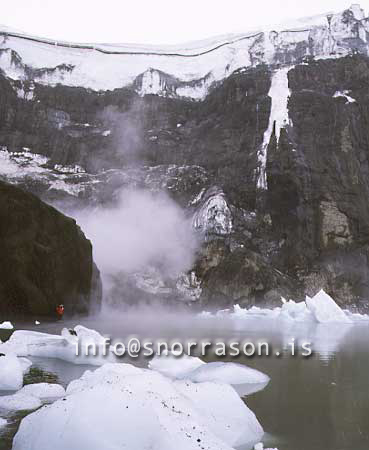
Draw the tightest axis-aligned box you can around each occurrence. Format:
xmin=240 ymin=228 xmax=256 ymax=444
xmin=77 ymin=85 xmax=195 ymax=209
xmin=0 ymin=4 xmax=367 ymax=98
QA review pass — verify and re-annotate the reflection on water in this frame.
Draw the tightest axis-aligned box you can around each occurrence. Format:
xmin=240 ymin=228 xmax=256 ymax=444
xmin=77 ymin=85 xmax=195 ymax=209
xmin=1 ymin=312 xmax=369 ymax=450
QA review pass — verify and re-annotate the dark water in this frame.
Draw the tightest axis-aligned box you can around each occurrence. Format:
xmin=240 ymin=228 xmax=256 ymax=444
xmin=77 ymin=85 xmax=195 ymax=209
xmin=1 ymin=311 xmax=369 ymax=450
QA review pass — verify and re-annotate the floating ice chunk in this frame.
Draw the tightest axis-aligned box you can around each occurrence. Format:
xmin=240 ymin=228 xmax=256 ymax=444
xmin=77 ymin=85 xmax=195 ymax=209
xmin=19 ymin=383 xmax=65 ymax=401
xmin=66 ymin=363 xmax=142 ymax=395
xmin=102 ymin=129 xmax=111 ymax=136
xmin=305 ymin=290 xmax=352 ymax=324
xmin=13 ymin=363 xmax=263 ymax=450
xmin=183 ymin=361 xmax=269 ymax=385
xmin=35 ymin=321 xmax=40 ymax=325
xmin=0 ymin=392 xmax=41 ymax=411
xmin=0 ymin=327 xmax=115 ymax=366
xmin=175 ymin=379 xmax=263 ymax=448
xmin=0 ymin=321 xmax=13 ymax=330
xmin=200 ymin=289 xmax=357 ymax=324
xmin=0 ymin=353 xmax=23 ymax=391
xmin=254 ymin=443 xmax=278 ymax=450
xmin=279 ymin=300 xmax=314 ymax=322
xmin=148 ymin=351 xmax=205 ymax=378
xmin=0 ymin=417 xmax=7 ymax=428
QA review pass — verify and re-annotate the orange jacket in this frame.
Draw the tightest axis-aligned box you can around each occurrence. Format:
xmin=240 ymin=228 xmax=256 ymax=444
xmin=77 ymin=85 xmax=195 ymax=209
xmin=56 ymin=305 xmax=64 ymax=316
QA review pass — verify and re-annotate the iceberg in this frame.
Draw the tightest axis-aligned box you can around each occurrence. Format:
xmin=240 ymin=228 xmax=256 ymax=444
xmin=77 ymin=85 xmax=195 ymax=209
xmin=13 ymin=363 xmax=263 ymax=450
xmin=0 ymin=353 xmax=24 ymax=391
xmin=0 ymin=392 xmax=42 ymax=411
xmin=148 ymin=351 xmax=205 ymax=378
xmin=0 ymin=321 xmax=13 ymax=330
xmin=0 ymin=326 xmax=116 ymax=366
xmin=305 ymin=290 xmax=352 ymax=324
xmin=19 ymin=383 xmax=65 ymax=401
xmin=200 ymin=289 xmax=362 ymax=324
xmin=183 ymin=361 xmax=269 ymax=386
xmin=150 ymin=354 xmax=269 ymax=397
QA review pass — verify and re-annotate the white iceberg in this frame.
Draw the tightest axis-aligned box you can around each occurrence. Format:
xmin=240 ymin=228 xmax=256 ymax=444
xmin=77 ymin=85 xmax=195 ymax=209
xmin=183 ymin=361 xmax=269 ymax=384
xmin=19 ymin=383 xmax=65 ymax=401
xmin=13 ymin=363 xmax=263 ymax=450
xmin=0 ymin=392 xmax=42 ymax=411
xmin=148 ymin=351 xmax=205 ymax=378
xmin=279 ymin=300 xmax=313 ymax=322
xmin=0 ymin=321 xmax=13 ymax=329
xmin=305 ymin=290 xmax=352 ymax=324
xmin=0 ymin=353 xmax=24 ymax=391
xmin=0 ymin=326 xmax=115 ymax=366
xmin=149 ymin=354 xmax=269 ymax=396
xmin=201 ymin=289 xmax=360 ymax=324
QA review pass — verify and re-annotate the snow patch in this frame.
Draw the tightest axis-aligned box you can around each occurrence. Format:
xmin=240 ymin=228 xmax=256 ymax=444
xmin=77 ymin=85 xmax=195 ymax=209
xmin=333 ymin=90 xmax=356 ymax=104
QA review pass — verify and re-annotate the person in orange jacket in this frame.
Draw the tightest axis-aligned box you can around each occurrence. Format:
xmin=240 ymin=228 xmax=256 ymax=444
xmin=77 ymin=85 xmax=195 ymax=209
xmin=56 ymin=304 xmax=64 ymax=320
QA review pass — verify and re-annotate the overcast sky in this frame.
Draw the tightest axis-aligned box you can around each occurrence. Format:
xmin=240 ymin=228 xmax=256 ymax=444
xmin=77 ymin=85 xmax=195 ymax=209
xmin=1 ymin=1 xmax=368 ymax=45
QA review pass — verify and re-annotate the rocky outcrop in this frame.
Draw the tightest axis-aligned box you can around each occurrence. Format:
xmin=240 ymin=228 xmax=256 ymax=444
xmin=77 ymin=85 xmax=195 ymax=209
xmin=265 ymin=55 xmax=369 ymax=310
xmin=0 ymin=180 xmax=102 ymax=317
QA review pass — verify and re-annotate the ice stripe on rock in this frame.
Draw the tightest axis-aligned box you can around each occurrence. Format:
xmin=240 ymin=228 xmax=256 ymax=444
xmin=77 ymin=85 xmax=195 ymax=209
xmin=257 ymin=67 xmax=292 ymax=189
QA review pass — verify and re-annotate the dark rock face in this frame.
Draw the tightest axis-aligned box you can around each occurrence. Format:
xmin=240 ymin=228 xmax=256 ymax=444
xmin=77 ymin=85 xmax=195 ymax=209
xmin=2 ymin=53 xmax=369 ymax=310
xmin=0 ymin=180 xmax=102 ymax=317
xmin=266 ymin=55 xmax=369 ymax=309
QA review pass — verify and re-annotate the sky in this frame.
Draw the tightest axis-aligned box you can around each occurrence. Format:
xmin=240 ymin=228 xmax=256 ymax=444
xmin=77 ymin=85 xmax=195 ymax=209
xmin=1 ymin=0 xmax=368 ymax=45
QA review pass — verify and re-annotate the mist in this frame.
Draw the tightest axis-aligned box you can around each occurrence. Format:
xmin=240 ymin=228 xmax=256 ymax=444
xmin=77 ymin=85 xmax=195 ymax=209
xmin=74 ymin=188 xmax=198 ymax=290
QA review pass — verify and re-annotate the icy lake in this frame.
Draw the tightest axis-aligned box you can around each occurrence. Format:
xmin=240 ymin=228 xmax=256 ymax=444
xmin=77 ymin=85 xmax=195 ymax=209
xmin=1 ymin=310 xmax=369 ymax=450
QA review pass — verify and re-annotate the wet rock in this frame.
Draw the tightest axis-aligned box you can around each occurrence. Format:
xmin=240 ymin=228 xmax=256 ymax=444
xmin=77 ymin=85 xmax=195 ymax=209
xmin=0 ymin=180 xmax=102 ymax=316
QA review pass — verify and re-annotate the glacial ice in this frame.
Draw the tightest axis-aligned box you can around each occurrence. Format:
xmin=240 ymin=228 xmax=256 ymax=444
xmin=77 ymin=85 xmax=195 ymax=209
xmin=148 ymin=351 xmax=205 ymax=378
xmin=305 ymin=289 xmax=352 ymax=324
xmin=0 ymin=353 xmax=24 ymax=391
xmin=0 ymin=392 xmax=42 ymax=412
xmin=19 ymin=383 xmax=65 ymax=401
xmin=149 ymin=354 xmax=269 ymax=397
xmin=0 ymin=326 xmax=116 ymax=366
xmin=183 ymin=361 xmax=270 ymax=385
xmin=0 ymin=5 xmax=367 ymax=99
xmin=257 ymin=67 xmax=292 ymax=189
xmin=0 ymin=321 xmax=14 ymax=329
xmin=201 ymin=289 xmax=365 ymax=324
xmin=13 ymin=363 xmax=263 ymax=450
